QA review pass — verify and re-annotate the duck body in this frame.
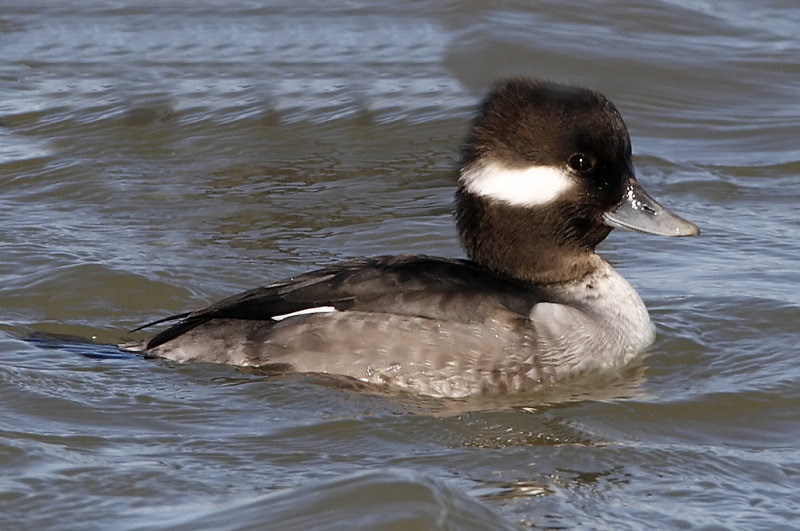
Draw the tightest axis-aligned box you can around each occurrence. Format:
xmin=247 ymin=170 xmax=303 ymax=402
xmin=129 ymin=78 xmax=698 ymax=398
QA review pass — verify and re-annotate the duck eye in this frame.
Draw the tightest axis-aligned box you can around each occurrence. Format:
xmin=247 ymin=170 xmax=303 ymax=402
xmin=568 ymin=153 xmax=593 ymax=172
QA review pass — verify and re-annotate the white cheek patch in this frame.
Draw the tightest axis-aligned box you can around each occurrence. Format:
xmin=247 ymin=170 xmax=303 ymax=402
xmin=460 ymin=161 xmax=574 ymax=206
xmin=271 ymin=306 xmax=337 ymax=321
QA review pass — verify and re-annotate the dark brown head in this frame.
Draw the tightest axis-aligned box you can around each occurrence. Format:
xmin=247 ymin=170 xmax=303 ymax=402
xmin=456 ymin=78 xmax=698 ymax=284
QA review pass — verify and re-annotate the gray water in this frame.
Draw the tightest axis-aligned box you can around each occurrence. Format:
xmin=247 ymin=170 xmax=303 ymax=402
xmin=2 ymin=1 xmax=799 ymax=529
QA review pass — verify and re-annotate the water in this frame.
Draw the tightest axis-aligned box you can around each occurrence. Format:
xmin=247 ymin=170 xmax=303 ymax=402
xmin=2 ymin=1 xmax=799 ymax=528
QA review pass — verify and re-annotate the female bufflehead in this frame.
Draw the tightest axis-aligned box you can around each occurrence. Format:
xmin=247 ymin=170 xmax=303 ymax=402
xmin=129 ymin=78 xmax=698 ymax=397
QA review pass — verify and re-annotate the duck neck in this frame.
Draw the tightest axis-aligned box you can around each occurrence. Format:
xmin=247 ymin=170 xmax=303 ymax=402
xmin=455 ymin=190 xmax=612 ymax=285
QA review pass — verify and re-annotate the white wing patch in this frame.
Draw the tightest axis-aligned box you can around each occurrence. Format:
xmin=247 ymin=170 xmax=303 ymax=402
xmin=271 ymin=306 xmax=337 ymax=321
xmin=460 ymin=161 xmax=574 ymax=206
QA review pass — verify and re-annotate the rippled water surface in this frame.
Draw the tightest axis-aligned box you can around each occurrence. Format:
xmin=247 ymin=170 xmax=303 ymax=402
xmin=2 ymin=1 xmax=799 ymax=529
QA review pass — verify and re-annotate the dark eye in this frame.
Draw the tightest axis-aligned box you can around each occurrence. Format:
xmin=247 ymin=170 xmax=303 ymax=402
xmin=568 ymin=153 xmax=593 ymax=172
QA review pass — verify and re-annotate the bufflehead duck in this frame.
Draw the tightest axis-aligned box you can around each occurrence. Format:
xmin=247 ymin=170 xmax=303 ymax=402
xmin=128 ymin=78 xmax=698 ymax=397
